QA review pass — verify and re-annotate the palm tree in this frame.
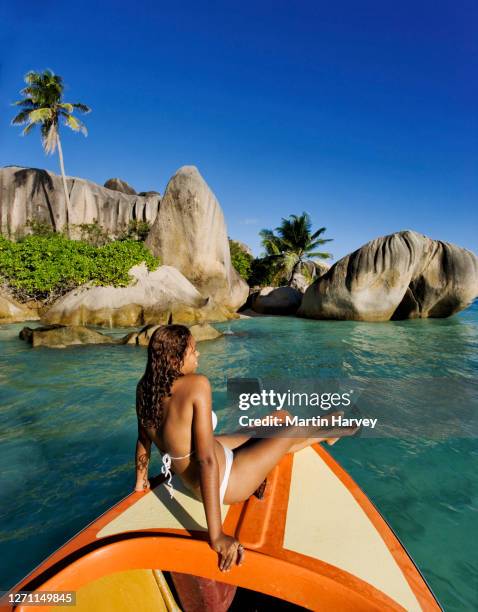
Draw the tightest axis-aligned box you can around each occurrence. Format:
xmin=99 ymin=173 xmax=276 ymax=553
xmin=11 ymin=69 xmax=91 ymax=234
xmin=259 ymin=212 xmax=333 ymax=285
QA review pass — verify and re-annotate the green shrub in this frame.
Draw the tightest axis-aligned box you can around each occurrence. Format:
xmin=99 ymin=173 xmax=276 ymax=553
xmin=248 ymin=256 xmax=282 ymax=287
xmin=118 ymin=220 xmax=152 ymax=242
xmin=0 ymin=234 xmax=160 ymax=302
xmin=25 ymin=219 xmax=58 ymax=238
xmin=229 ymin=239 xmax=253 ymax=281
xmin=75 ymin=221 xmax=110 ymax=246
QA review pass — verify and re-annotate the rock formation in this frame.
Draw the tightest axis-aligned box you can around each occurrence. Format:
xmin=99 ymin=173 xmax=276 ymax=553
xmin=298 ymin=230 xmax=478 ymax=321
xmin=19 ymin=324 xmax=116 ymax=348
xmin=0 ymin=289 xmax=39 ymax=323
xmin=251 ymin=286 xmax=302 ymax=315
xmin=20 ymin=322 xmax=222 ymax=348
xmin=122 ymin=322 xmax=223 ymax=346
xmin=41 ymin=264 xmax=235 ymax=327
xmin=0 ymin=166 xmax=160 ymax=238
xmin=103 ymin=178 xmax=137 ymax=195
xmin=289 ymin=273 xmax=310 ymax=293
xmin=146 ymin=166 xmax=248 ymax=312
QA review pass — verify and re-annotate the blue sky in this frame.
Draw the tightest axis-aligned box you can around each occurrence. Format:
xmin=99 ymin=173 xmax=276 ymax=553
xmin=1 ymin=1 xmax=476 ymax=259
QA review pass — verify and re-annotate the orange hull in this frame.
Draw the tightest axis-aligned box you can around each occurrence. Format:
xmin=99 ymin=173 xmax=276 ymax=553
xmin=2 ymin=444 xmax=440 ymax=611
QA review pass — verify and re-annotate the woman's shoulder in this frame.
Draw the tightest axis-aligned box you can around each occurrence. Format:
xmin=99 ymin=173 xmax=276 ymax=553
xmin=177 ymin=373 xmax=211 ymax=394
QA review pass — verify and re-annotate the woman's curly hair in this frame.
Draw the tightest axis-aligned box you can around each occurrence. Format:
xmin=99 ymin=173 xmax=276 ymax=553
xmin=136 ymin=324 xmax=193 ymax=429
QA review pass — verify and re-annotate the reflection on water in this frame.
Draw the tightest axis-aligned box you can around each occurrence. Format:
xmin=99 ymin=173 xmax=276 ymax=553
xmin=0 ymin=302 xmax=477 ymax=610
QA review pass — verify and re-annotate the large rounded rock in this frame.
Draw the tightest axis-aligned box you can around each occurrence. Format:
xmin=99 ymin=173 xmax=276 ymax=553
xmin=251 ymin=286 xmax=302 ymax=315
xmin=289 ymin=272 xmax=310 ymax=293
xmin=146 ymin=166 xmax=248 ymax=312
xmin=312 ymin=261 xmax=330 ymax=277
xmin=42 ymin=264 xmax=234 ymax=327
xmin=0 ymin=290 xmax=39 ymax=323
xmin=298 ymin=230 xmax=478 ymax=321
xmin=289 ymin=261 xmax=330 ymax=293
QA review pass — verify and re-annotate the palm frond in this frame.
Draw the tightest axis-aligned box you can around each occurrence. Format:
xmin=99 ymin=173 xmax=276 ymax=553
xmin=310 ymin=226 xmax=327 ymax=240
xmin=24 ymin=70 xmax=43 ymax=85
xmin=28 ymin=107 xmax=53 ymax=123
xmin=61 ymin=112 xmax=88 ymax=136
xmin=20 ymin=86 xmax=39 ymax=98
xmin=12 ymin=98 xmax=35 ymax=108
xmin=72 ymin=102 xmax=91 ymax=114
xmin=259 ymin=228 xmax=283 ymax=256
xmin=59 ymin=102 xmax=73 ymax=113
xmin=42 ymin=123 xmax=58 ymax=154
xmin=11 ymin=109 xmax=32 ymax=125
xmin=307 ymin=237 xmax=333 ymax=251
xmin=307 ymin=251 xmax=333 ymax=259
xmin=22 ymin=123 xmax=36 ymax=136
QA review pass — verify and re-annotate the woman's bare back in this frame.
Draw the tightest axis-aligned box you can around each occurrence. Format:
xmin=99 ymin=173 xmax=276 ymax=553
xmin=141 ymin=373 xmax=226 ymax=494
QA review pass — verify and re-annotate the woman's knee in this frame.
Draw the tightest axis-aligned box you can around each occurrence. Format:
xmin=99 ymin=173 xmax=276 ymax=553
xmin=273 ymin=409 xmax=291 ymax=423
xmin=273 ymin=421 xmax=308 ymax=439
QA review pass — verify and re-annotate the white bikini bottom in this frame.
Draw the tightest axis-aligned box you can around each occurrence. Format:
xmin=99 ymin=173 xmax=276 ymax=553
xmin=218 ymin=440 xmax=234 ymax=505
xmin=167 ymin=438 xmax=234 ymax=505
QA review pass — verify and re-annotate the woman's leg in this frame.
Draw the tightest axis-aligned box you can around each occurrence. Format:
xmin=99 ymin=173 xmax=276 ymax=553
xmin=223 ymin=423 xmax=358 ymax=504
xmin=214 ymin=409 xmax=292 ymax=450
xmin=224 ymin=431 xmax=317 ymax=504
xmin=214 ymin=433 xmax=253 ymax=450
xmin=217 ymin=410 xmax=351 ymax=456
xmin=287 ymin=436 xmax=338 ymax=453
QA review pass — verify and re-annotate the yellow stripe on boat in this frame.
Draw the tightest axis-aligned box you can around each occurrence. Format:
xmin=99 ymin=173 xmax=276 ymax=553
xmin=57 ymin=569 xmax=173 ymax=612
xmin=284 ymin=447 xmax=421 ymax=611
xmin=96 ymin=476 xmax=228 ymax=538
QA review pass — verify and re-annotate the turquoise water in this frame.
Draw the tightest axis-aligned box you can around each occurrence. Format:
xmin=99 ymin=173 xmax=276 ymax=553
xmin=1 ymin=304 xmax=477 ymax=610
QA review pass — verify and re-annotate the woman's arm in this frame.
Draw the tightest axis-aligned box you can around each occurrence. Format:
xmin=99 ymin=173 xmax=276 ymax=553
xmin=191 ymin=375 xmax=223 ymax=542
xmin=191 ymin=375 xmax=244 ymax=572
xmin=134 ymin=423 xmax=151 ymax=491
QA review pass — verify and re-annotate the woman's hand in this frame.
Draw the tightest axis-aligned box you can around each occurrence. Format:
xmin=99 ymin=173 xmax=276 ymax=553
xmin=210 ymin=533 xmax=244 ymax=572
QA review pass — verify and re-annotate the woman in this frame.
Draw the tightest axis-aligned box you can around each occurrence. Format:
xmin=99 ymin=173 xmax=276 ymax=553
xmin=134 ymin=325 xmax=354 ymax=573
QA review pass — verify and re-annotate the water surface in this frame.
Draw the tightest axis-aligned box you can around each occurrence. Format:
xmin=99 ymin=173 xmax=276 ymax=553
xmin=0 ymin=303 xmax=477 ymax=610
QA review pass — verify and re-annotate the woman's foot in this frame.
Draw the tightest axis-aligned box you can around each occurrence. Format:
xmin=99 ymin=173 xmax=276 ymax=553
xmin=320 ymin=423 xmax=361 ymax=441
xmin=325 ymin=438 xmax=339 ymax=446
xmin=321 ymin=420 xmax=361 ymax=446
xmin=317 ymin=410 xmax=361 ymax=441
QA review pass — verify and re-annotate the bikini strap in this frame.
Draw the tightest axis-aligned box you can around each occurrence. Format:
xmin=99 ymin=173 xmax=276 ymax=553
xmin=160 ymin=453 xmax=174 ymax=498
xmin=169 ymin=450 xmax=194 ymax=460
xmin=160 ymin=450 xmax=195 ymax=499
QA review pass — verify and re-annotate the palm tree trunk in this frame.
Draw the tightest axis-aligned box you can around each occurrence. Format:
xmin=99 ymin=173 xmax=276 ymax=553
xmin=288 ymin=257 xmax=302 ymax=286
xmin=56 ymin=133 xmax=71 ymax=236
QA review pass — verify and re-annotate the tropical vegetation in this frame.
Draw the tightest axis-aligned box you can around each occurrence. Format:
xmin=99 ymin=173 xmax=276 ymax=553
xmin=229 ymin=239 xmax=253 ymax=281
xmin=256 ymin=212 xmax=332 ymax=286
xmin=0 ymin=233 xmax=159 ymax=303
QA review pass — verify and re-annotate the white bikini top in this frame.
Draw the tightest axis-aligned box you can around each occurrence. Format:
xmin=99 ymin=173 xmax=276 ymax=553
xmin=160 ymin=410 xmax=218 ymax=498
